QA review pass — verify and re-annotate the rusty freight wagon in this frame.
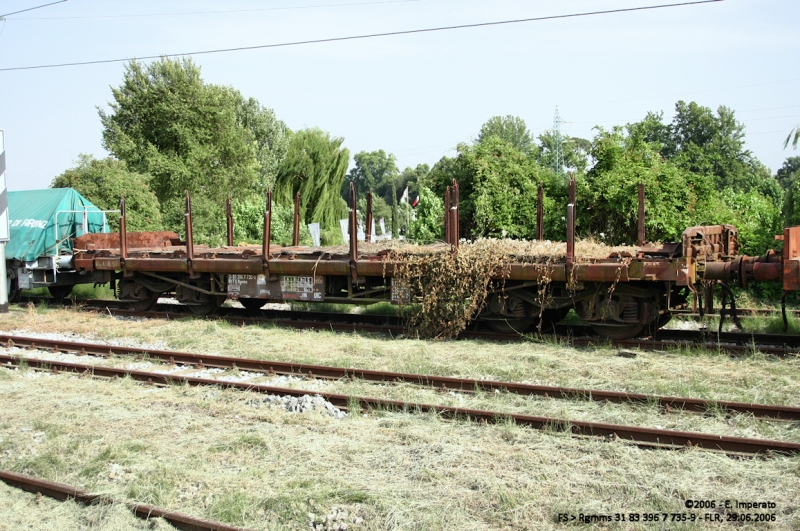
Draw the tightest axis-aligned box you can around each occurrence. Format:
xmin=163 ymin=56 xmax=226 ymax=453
xmin=70 ymin=181 xmax=800 ymax=339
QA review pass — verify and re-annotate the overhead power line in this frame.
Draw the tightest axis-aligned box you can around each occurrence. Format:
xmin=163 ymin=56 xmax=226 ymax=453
xmin=0 ymin=0 xmax=724 ymax=72
xmin=9 ymin=0 xmax=421 ymax=20
xmin=0 ymin=0 xmax=67 ymax=18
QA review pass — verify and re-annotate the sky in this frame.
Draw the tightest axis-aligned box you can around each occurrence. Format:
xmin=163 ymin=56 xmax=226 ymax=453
xmin=0 ymin=0 xmax=798 ymax=191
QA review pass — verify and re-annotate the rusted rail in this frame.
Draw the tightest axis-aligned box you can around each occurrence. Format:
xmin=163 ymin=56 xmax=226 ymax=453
xmin=16 ymin=296 xmax=800 ymax=356
xmin=1 ymin=334 xmax=798 ymax=421
xmin=0 ymin=469 xmax=253 ymax=531
xmin=0 ymin=354 xmax=796 ymax=455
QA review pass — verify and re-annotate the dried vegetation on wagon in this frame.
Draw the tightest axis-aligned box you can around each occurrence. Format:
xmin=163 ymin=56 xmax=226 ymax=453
xmin=387 ymin=238 xmax=638 ymax=339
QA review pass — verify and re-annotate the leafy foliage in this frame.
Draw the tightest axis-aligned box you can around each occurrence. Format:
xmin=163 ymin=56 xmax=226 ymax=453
xmin=275 ymin=128 xmax=350 ymax=233
xmin=477 ymin=115 xmax=536 ymax=156
xmin=408 ymin=185 xmax=443 ymax=242
xmin=581 ymin=127 xmax=713 ymax=244
xmin=345 ymin=150 xmax=398 ymax=203
xmin=98 ymin=57 xmax=287 ymax=240
xmin=50 ymin=154 xmax=162 ymax=232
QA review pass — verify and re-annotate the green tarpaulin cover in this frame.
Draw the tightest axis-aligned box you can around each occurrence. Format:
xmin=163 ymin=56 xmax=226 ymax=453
xmin=7 ymin=189 xmax=108 ymax=262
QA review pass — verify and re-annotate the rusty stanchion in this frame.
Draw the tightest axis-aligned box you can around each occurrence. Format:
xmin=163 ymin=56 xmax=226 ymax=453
xmin=262 ymin=189 xmax=272 ymax=274
xmin=292 ymin=191 xmax=300 ymax=247
xmin=184 ymin=191 xmax=195 ymax=277
xmin=637 ymin=182 xmax=645 ymax=247
xmin=566 ymin=178 xmax=575 ymax=276
xmin=118 ymin=197 xmax=127 ymax=260
xmin=366 ymin=189 xmax=374 ymax=243
xmin=184 ymin=191 xmax=194 ymax=261
xmin=444 ymin=186 xmax=451 ymax=244
xmin=452 ymin=180 xmax=460 ymax=250
xmin=349 ymin=183 xmax=358 ymax=283
xmin=226 ymin=196 xmax=234 ymax=247
xmin=537 ymin=183 xmax=544 ymax=241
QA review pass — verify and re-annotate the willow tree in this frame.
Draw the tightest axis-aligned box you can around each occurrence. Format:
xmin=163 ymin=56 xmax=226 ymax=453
xmin=275 ymin=128 xmax=350 ymax=233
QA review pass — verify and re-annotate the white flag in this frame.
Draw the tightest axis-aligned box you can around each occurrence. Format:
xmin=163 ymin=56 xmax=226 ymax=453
xmin=400 ymin=187 xmax=409 ymax=203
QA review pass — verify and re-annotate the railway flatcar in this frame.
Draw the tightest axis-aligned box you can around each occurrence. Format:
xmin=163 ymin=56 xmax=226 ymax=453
xmin=65 ymin=181 xmax=800 ymax=339
xmin=6 ymin=189 xmax=114 ymax=301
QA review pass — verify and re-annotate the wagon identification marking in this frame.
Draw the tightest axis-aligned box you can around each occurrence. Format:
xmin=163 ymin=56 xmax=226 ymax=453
xmin=227 ymin=274 xmax=324 ymax=301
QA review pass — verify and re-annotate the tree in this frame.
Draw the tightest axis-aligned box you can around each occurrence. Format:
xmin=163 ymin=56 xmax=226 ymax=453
xmin=582 ymin=127 xmax=714 ymax=244
xmin=477 ymin=115 xmax=536 ymax=156
xmin=445 ymin=138 xmax=539 ymax=239
xmin=785 ymin=126 xmax=799 ymax=150
xmin=344 ymin=150 xmax=399 ymax=204
xmin=275 ymin=128 xmax=350 ymax=237
xmin=396 ymin=164 xmax=429 ymax=200
xmin=51 ymin=154 xmax=163 ymax=232
xmin=99 ymin=57 xmax=284 ymax=239
xmin=628 ymin=101 xmax=777 ymax=194
xmin=777 ymin=157 xmax=800 ymax=189
xmin=408 ymin=185 xmax=444 ymax=242
xmin=234 ymin=96 xmax=291 ymax=190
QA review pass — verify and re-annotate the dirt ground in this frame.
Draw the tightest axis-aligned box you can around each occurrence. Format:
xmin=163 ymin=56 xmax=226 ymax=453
xmin=0 ymin=305 xmax=798 ymax=530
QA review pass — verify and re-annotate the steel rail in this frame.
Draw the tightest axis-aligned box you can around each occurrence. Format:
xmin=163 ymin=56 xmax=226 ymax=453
xmin=1 ymin=354 xmax=798 ymax=456
xmin=73 ymin=302 xmax=800 ymax=353
xmin=1 ymin=333 xmax=798 ymax=421
xmin=14 ymin=298 xmax=800 ymax=356
xmin=0 ymin=469 xmax=252 ymax=531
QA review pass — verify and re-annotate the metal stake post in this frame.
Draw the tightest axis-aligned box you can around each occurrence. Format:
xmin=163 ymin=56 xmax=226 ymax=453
xmin=637 ymin=183 xmax=645 ymax=247
xmin=366 ymin=190 xmax=373 ymax=243
xmin=452 ymin=180 xmax=459 ymax=250
xmin=119 ymin=197 xmax=127 ymax=260
xmin=537 ymin=183 xmax=544 ymax=241
xmin=349 ymin=183 xmax=358 ymax=283
xmin=292 ymin=191 xmax=300 ymax=247
xmin=184 ymin=192 xmax=194 ymax=278
xmin=262 ymin=190 xmax=272 ymax=274
xmin=226 ymin=196 xmax=234 ymax=247
xmin=566 ymin=178 xmax=576 ymax=276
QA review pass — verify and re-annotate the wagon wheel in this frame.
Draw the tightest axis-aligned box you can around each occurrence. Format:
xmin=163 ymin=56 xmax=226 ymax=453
xmin=127 ymin=290 xmax=160 ymax=311
xmin=187 ymin=295 xmax=225 ymax=316
xmin=534 ymin=307 xmax=571 ymax=333
xmin=48 ymin=285 xmax=74 ymax=301
xmin=239 ymin=298 xmax=265 ymax=311
xmin=589 ymin=298 xmax=655 ymax=340
xmin=484 ymin=293 xmax=536 ymax=334
xmin=590 ymin=321 xmax=648 ymax=340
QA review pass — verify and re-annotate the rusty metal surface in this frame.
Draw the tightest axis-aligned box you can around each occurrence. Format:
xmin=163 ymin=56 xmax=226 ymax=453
xmin=537 ymin=183 xmax=544 ymax=241
xmin=349 ymin=183 xmax=358 ymax=282
xmin=75 ymin=231 xmax=180 ymax=251
xmin=2 ymin=333 xmax=796 ymax=421
xmin=566 ymin=179 xmax=575 ymax=271
xmin=292 ymin=191 xmax=300 ymax=247
xmin=226 ymin=197 xmax=234 ymax=247
xmin=2 ymin=353 xmax=797 ymax=455
xmin=637 ymin=182 xmax=645 ymax=247
xmin=185 ymin=192 xmax=194 ymax=262
xmin=366 ymin=190 xmax=373 ymax=244
xmin=0 ymin=469 xmax=253 ymax=531
xmin=681 ymin=225 xmax=739 ymax=260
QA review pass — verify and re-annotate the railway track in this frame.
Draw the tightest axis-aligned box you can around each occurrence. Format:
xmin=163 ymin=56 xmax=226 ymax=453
xmin=0 ymin=469 xmax=252 ymax=531
xmin=1 ymin=335 xmax=798 ymax=455
xmin=15 ymin=295 xmax=800 ymax=355
xmin=1 ymin=333 xmax=797 ymax=422
xmin=51 ymin=298 xmax=800 ymax=357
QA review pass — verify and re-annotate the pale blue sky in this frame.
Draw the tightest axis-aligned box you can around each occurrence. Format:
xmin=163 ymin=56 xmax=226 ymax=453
xmin=0 ymin=0 xmax=797 ymax=191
